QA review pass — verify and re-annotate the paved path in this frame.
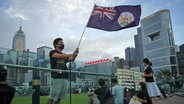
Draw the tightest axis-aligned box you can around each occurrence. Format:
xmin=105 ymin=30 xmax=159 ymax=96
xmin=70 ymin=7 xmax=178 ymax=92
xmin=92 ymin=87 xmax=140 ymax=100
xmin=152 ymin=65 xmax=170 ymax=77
xmin=156 ymin=95 xmax=184 ymax=104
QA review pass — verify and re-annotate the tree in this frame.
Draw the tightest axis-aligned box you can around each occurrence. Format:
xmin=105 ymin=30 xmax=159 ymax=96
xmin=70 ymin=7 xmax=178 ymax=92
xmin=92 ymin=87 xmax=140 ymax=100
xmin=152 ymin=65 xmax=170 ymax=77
xmin=157 ymin=69 xmax=183 ymax=89
xmin=157 ymin=69 xmax=172 ymax=76
xmin=156 ymin=69 xmax=173 ymax=84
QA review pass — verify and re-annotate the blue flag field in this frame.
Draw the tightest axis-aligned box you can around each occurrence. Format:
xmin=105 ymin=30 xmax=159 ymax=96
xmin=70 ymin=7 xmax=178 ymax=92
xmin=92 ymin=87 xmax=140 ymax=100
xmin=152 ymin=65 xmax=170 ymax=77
xmin=87 ymin=5 xmax=141 ymax=31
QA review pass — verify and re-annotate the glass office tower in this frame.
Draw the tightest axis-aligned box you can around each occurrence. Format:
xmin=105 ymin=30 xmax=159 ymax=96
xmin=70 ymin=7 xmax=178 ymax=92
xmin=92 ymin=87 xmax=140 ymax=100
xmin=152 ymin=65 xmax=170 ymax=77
xmin=141 ymin=10 xmax=178 ymax=74
xmin=134 ymin=27 xmax=144 ymax=72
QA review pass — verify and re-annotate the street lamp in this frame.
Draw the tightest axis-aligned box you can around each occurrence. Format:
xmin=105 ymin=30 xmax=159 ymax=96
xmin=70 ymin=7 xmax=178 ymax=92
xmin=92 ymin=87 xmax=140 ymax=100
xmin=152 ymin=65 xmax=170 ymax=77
xmin=172 ymin=73 xmax=177 ymax=91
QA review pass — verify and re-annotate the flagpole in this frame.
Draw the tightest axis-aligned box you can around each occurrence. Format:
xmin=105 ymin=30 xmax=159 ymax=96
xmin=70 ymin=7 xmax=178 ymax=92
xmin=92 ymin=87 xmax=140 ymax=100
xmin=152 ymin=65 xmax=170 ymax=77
xmin=68 ymin=4 xmax=95 ymax=104
xmin=77 ymin=26 xmax=87 ymax=48
xmin=77 ymin=4 xmax=95 ymax=48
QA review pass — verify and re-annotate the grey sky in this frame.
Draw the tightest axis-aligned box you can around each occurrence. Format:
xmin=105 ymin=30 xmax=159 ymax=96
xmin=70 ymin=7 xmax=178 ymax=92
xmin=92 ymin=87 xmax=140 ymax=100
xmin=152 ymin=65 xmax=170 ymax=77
xmin=0 ymin=0 xmax=183 ymax=62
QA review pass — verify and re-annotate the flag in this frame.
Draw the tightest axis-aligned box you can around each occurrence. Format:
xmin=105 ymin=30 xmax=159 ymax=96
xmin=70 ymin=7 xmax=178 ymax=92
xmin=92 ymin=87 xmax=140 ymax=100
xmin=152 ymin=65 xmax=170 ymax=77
xmin=87 ymin=4 xmax=141 ymax=31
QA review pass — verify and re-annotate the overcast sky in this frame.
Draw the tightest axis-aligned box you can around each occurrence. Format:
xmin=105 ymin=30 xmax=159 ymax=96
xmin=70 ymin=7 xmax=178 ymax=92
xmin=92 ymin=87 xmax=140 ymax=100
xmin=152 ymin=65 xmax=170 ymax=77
xmin=0 ymin=0 xmax=184 ymax=62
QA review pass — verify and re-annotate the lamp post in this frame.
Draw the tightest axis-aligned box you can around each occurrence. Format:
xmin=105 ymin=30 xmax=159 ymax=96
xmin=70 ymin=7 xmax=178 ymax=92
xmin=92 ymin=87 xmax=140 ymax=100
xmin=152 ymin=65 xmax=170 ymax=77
xmin=172 ymin=73 xmax=177 ymax=92
xmin=32 ymin=59 xmax=40 ymax=104
xmin=17 ymin=55 xmax=22 ymax=86
xmin=32 ymin=68 xmax=40 ymax=104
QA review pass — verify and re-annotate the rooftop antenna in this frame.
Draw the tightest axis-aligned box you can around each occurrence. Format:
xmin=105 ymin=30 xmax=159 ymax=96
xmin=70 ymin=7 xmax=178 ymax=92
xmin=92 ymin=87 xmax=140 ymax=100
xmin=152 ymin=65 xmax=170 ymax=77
xmin=20 ymin=18 xmax=22 ymax=26
xmin=19 ymin=18 xmax=22 ymax=29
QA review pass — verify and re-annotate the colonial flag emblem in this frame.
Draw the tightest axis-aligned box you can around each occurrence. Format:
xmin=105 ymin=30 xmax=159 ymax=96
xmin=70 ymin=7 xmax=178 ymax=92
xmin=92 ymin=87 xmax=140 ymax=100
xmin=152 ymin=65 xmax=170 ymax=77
xmin=87 ymin=4 xmax=141 ymax=31
xmin=118 ymin=12 xmax=135 ymax=27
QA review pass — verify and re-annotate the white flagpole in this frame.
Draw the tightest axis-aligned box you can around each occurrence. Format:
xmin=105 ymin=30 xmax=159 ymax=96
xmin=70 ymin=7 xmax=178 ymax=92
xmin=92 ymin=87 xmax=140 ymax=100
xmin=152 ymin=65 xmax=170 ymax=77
xmin=77 ymin=4 xmax=95 ymax=48
xmin=76 ymin=25 xmax=87 ymax=48
xmin=69 ymin=4 xmax=95 ymax=104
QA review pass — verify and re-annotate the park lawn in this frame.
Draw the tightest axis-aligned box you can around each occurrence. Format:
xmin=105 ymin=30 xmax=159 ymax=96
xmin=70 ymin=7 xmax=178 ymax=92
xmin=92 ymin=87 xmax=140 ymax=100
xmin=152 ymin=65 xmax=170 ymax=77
xmin=12 ymin=93 xmax=88 ymax=104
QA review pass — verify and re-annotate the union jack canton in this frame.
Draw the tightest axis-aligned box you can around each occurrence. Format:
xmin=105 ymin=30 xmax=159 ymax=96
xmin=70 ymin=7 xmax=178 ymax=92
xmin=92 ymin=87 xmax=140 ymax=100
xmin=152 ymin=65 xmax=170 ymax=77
xmin=92 ymin=5 xmax=117 ymax=20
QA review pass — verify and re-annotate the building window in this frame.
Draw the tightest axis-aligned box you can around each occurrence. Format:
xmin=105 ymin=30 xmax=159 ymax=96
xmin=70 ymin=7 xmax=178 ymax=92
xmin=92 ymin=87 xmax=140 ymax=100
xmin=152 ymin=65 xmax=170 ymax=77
xmin=170 ymin=47 xmax=175 ymax=55
xmin=170 ymin=56 xmax=176 ymax=64
xmin=148 ymin=32 xmax=160 ymax=42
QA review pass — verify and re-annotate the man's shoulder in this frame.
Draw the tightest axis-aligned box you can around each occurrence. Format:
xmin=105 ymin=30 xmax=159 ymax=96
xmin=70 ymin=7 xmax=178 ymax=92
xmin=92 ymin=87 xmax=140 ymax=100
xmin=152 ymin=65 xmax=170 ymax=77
xmin=49 ymin=50 xmax=59 ymax=56
xmin=50 ymin=50 xmax=63 ymax=55
xmin=0 ymin=84 xmax=15 ymax=92
xmin=50 ymin=50 xmax=56 ymax=53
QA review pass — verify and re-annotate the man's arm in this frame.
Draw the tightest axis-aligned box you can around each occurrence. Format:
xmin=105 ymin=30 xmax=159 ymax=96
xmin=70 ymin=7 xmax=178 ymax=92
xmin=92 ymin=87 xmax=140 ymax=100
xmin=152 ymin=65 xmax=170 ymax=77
xmin=52 ymin=48 xmax=78 ymax=59
xmin=68 ymin=48 xmax=79 ymax=61
xmin=52 ymin=53 xmax=74 ymax=59
xmin=133 ymin=96 xmax=147 ymax=103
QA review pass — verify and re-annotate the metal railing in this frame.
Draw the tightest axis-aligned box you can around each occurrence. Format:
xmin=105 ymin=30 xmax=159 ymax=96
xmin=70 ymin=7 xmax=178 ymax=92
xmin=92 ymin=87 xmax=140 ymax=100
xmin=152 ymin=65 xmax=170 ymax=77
xmin=0 ymin=63 xmax=114 ymax=76
xmin=0 ymin=62 xmax=114 ymax=104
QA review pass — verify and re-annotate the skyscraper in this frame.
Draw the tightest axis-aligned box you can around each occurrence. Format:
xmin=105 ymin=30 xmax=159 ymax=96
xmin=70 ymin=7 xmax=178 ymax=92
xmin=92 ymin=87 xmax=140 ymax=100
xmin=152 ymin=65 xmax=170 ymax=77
xmin=37 ymin=46 xmax=52 ymax=60
xmin=113 ymin=57 xmax=125 ymax=68
xmin=179 ymin=44 xmax=184 ymax=52
xmin=12 ymin=26 xmax=26 ymax=52
xmin=134 ymin=27 xmax=144 ymax=72
xmin=141 ymin=10 xmax=178 ymax=74
xmin=37 ymin=46 xmax=52 ymax=85
xmin=176 ymin=44 xmax=184 ymax=75
xmin=125 ymin=47 xmax=136 ymax=67
xmin=11 ymin=26 xmax=26 ymax=85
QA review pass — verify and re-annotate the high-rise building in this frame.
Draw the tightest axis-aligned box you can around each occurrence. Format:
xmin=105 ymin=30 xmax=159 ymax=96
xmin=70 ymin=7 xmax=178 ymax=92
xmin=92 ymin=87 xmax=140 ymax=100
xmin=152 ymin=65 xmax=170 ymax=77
xmin=12 ymin=26 xmax=26 ymax=84
xmin=37 ymin=46 xmax=52 ymax=85
xmin=12 ymin=26 xmax=26 ymax=52
xmin=37 ymin=46 xmax=52 ymax=60
xmin=23 ymin=51 xmax=37 ymax=84
xmin=134 ymin=27 xmax=144 ymax=72
xmin=180 ymin=44 xmax=184 ymax=52
xmin=11 ymin=26 xmax=26 ymax=85
xmin=125 ymin=47 xmax=137 ymax=67
xmin=2 ymin=49 xmax=17 ymax=84
xmin=176 ymin=44 xmax=184 ymax=75
xmin=113 ymin=57 xmax=125 ymax=68
xmin=141 ymin=10 xmax=178 ymax=74
xmin=84 ymin=59 xmax=115 ymax=86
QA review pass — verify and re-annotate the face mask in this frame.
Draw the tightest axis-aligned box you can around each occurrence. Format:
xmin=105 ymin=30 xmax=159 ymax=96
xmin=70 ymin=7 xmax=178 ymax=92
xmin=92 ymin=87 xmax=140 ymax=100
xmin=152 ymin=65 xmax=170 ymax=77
xmin=58 ymin=44 xmax=64 ymax=50
xmin=137 ymin=85 xmax=141 ymax=91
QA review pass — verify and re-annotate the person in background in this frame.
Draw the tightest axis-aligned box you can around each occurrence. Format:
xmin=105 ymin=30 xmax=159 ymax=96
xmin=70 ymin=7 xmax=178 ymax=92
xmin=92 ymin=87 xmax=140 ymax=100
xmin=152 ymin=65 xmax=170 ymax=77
xmin=0 ymin=66 xmax=15 ymax=104
xmin=158 ymin=86 xmax=168 ymax=99
xmin=133 ymin=82 xmax=151 ymax=104
xmin=142 ymin=58 xmax=161 ymax=104
xmin=88 ymin=79 xmax=113 ymax=104
xmin=47 ymin=38 xmax=79 ymax=104
xmin=110 ymin=78 xmax=124 ymax=104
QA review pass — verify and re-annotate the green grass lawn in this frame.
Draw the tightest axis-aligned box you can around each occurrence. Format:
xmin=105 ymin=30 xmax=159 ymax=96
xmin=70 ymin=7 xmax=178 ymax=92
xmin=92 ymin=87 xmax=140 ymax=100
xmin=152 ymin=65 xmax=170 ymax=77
xmin=12 ymin=94 xmax=88 ymax=104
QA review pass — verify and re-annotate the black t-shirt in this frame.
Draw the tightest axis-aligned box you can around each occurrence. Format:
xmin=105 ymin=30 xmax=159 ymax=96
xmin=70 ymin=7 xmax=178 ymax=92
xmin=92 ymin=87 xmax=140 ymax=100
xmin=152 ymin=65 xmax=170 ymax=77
xmin=144 ymin=66 xmax=154 ymax=82
xmin=50 ymin=50 xmax=69 ymax=79
xmin=137 ymin=90 xmax=151 ymax=104
xmin=94 ymin=86 xmax=112 ymax=104
xmin=0 ymin=84 xmax=15 ymax=104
